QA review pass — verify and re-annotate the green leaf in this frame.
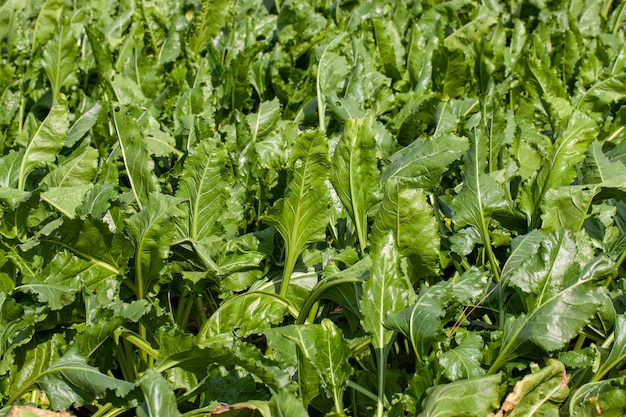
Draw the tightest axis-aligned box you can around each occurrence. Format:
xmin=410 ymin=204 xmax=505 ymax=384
xmin=197 ymin=291 xmax=291 ymax=340
xmin=288 ymin=319 xmax=353 ymax=414
xmin=269 ymin=390 xmax=308 ymax=417
xmin=495 ymin=360 xmax=568 ymax=417
xmin=17 ymin=252 xmax=96 ymax=310
xmin=576 ymin=73 xmax=626 ymax=111
xmin=110 ymin=104 xmax=158 ymax=209
xmin=330 ymin=116 xmax=380 ymax=253
xmin=157 ymin=333 xmax=293 ymax=394
xmin=247 ymin=99 xmax=282 ymax=142
xmin=417 ymin=374 xmax=501 ymax=417
xmin=541 ymin=186 xmax=595 ymax=232
xmin=316 ymin=33 xmax=349 ymax=132
xmin=583 ymin=140 xmax=626 ymax=190
xmin=64 ymin=102 xmax=102 ymax=148
xmin=41 ymin=145 xmax=99 ymax=188
xmin=491 ymin=234 xmax=616 ymax=372
xmin=373 ymin=19 xmax=405 ymax=80
xmin=371 ymin=180 xmax=440 ymax=276
xmin=18 ymin=95 xmax=69 ymax=191
xmin=360 ymin=233 xmax=415 ymax=416
xmin=380 ymin=133 xmax=468 ymax=190
xmin=570 ymin=377 xmax=626 ymax=416
xmin=41 ymin=185 xmax=92 ymax=218
xmin=42 ymin=24 xmax=78 ymax=101
xmin=439 ymin=332 xmax=486 ymax=381
xmin=175 ymin=137 xmax=233 ymax=241
xmin=451 ymin=128 xmax=508 ymax=279
xmin=31 ymin=0 xmax=64 ymax=50
xmin=264 ymin=130 xmax=330 ymax=297
xmin=188 ymin=0 xmax=230 ymax=57
xmin=126 ymin=194 xmax=184 ymax=298
xmin=36 ymin=350 xmax=135 ymax=410
xmin=137 ymin=369 xmax=182 ymax=417
xmin=433 ymin=48 xmax=469 ymax=100
xmin=593 ymin=315 xmax=626 ymax=381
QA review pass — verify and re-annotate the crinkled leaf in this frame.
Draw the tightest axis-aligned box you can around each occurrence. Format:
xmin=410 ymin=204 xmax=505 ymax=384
xmin=188 ymin=0 xmax=229 ymax=57
xmin=126 ymin=194 xmax=184 ymax=295
xmin=197 ymin=291 xmax=290 ymax=340
xmin=157 ymin=333 xmax=293 ymax=393
xmin=373 ymin=19 xmax=405 ymax=80
xmin=381 ymin=133 xmax=468 ymax=189
xmin=110 ymin=104 xmax=158 ymax=209
xmin=330 ymin=116 xmax=380 ymax=252
xmin=541 ymin=186 xmax=595 ymax=232
xmin=417 ymin=374 xmax=501 ymax=417
xmin=264 ymin=130 xmax=330 ymax=295
xmin=175 ymin=138 xmax=232 ymax=241
xmin=361 ymin=233 xmax=416 ymax=350
xmin=439 ymin=332 xmax=486 ymax=381
xmin=583 ymin=140 xmax=626 ymax=190
xmin=495 ymin=360 xmax=568 ymax=417
xmin=371 ymin=180 xmax=440 ymax=276
xmin=493 ymin=255 xmax=615 ymax=371
xmin=247 ymin=99 xmax=282 ymax=142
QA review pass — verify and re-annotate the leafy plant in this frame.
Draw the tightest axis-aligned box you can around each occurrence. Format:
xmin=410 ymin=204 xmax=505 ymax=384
xmin=1 ymin=0 xmax=626 ymax=416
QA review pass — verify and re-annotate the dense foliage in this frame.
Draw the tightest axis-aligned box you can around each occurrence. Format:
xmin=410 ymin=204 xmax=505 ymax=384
xmin=1 ymin=0 xmax=626 ymax=415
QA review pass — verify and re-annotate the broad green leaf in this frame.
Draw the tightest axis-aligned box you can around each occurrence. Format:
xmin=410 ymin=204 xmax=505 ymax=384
xmin=360 ymin=233 xmax=415 ymax=416
xmin=373 ymin=19 xmax=405 ymax=80
xmin=110 ymin=104 xmax=158 ymax=209
xmin=18 ymin=96 xmax=69 ymax=191
xmin=247 ymin=99 xmax=282 ymax=142
xmin=451 ymin=128 xmax=508 ymax=279
xmin=31 ymin=0 xmax=64 ymax=50
xmin=37 ymin=350 xmax=135 ymax=410
xmin=496 ymin=360 xmax=568 ymax=417
xmin=288 ymin=319 xmax=353 ymax=414
xmin=541 ymin=186 xmax=595 ymax=232
xmin=433 ymin=48 xmax=469 ymax=100
xmin=126 ymin=194 xmax=184 ymax=298
xmin=570 ymin=377 xmax=626 ymax=416
xmin=492 ymin=254 xmax=615 ymax=372
xmin=42 ymin=24 xmax=78 ymax=101
xmin=583 ymin=140 xmax=626 ymax=190
xmin=188 ymin=0 xmax=230 ymax=57
xmin=417 ymin=374 xmax=501 ymax=417
xmin=41 ymin=145 xmax=99 ymax=188
xmin=439 ymin=332 xmax=486 ymax=381
xmin=157 ymin=333 xmax=294 ymax=393
xmin=137 ymin=369 xmax=182 ymax=417
xmin=64 ymin=102 xmax=102 ymax=148
xmin=330 ymin=116 xmax=380 ymax=253
xmin=17 ymin=251 xmax=114 ymax=310
xmin=269 ymin=390 xmax=308 ymax=417
xmin=0 ymin=150 xmax=23 ymax=189
xmin=576 ymin=73 xmax=626 ymax=111
xmin=380 ymin=133 xmax=468 ymax=189
xmin=316 ymin=33 xmax=349 ymax=132
xmin=264 ymin=130 xmax=330 ymax=297
xmin=197 ymin=291 xmax=291 ymax=340
xmin=41 ymin=185 xmax=93 ymax=218
xmin=175 ymin=137 xmax=232 ymax=241
xmin=371 ymin=180 xmax=440 ymax=276
xmin=43 ymin=218 xmax=131 ymax=277
xmin=76 ymin=184 xmax=117 ymax=219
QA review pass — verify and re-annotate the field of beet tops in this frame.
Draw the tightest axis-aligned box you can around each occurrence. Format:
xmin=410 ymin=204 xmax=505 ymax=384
xmin=1 ymin=0 xmax=626 ymax=416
